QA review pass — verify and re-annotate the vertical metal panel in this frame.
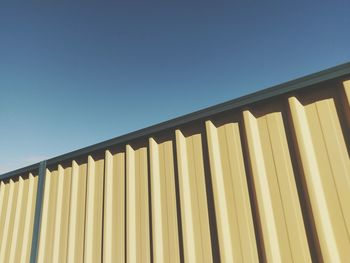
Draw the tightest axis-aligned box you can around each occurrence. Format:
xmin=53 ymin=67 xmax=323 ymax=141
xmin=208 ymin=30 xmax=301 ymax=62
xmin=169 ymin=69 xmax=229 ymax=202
xmin=103 ymin=150 xmax=125 ymax=263
xmin=22 ymin=174 xmax=39 ymax=262
xmin=0 ymin=181 xmax=10 ymax=258
xmin=149 ymin=137 xmax=180 ymax=263
xmin=52 ymin=165 xmax=72 ymax=263
xmin=126 ymin=144 xmax=151 ymax=263
xmin=0 ymin=178 xmax=19 ymax=262
xmin=84 ymin=156 xmax=104 ymax=263
xmin=206 ymin=120 xmax=259 ymax=262
xmin=0 ymin=174 xmax=38 ymax=263
xmin=37 ymin=169 xmax=58 ymax=262
xmin=1 ymin=66 xmax=350 ymax=263
xmin=344 ymin=80 xmax=350 ymax=109
xmin=243 ymin=108 xmax=312 ymax=262
xmin=66 ymin=161 xmax=87 ymax=263
xmin=289 ymin=86 xmax=350 ymax=261
xmin=9 ymin=176 xmax=28 ymax=263
xmin=175 ymin=129 xmax=213 ymax=262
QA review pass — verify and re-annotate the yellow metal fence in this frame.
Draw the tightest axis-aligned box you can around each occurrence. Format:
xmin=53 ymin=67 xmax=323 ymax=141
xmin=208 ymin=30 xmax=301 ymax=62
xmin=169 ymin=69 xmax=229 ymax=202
xmin=1 ymin=66 xmax=350 ymax=263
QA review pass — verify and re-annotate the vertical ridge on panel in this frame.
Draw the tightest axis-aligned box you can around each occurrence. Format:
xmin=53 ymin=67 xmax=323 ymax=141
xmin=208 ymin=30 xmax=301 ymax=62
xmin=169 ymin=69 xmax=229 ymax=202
xmin=244 ymin=109 xmax=312 ymax=262
xmin=38 ymin=169 xmax=59 ymax=263
xmin=192 ymin=132 xmax=213 ymax=261
xmin=315 ymin=98 xmax=350 ymax=237
xmin=9 ymin=176 xmax=28 ymax=263
xmin=126 ymin=145 xmax=136 ymax=263
xmin=343 ymin=79 xmax=350 ymax=146
xmin=243 ymin=110 xmax=284 ymax=262
xmin=52 ymin=166 xmax=64 ymax=263
xmin=103 ymin=150 xmax=114 ymax=263
xmin=266 ymin=112 xmax=311 ymax=262
xmin=115 ymin=151 xmax=126 ymax=262
xmin=288 ymin=96 xmax=350 ymax=261
xmin=0 ymin=179 xmax=19 ymax=262
xmin=103 ymin=150 xmax=125 ymax=263
xmin=149 ymin=138 xmax=164 ymax=263
xmin=84 ymin=156 xmax=104 ymax=263
xmin=140 ymin=146 xmax=150 ymax=263
xmin=164 ymin=140 xmax=181 ymax=263
xmin=175 ymin=129 xmax=213 ymax=263
xmin=175 ymin=130 xmax=196 ymax=262
xmin=0 ymin=181 xmax=10 ymax=240
xmin=205 ymin=120 xmax=259 ymax=262
xmin=343 ymin=80 xmax=350 ymax=107
xmin=20 ymin=174 xmax=38 ymax=262
xmin=126 ymin=145 xmax=150 ymax=263
xmin=67 ymin=161 xmax=87 ymax=263
xmin=149 ymin=138 xmax=180 ymax=263
xmin=52 ymin=165 xmax=72 ymax=263
xmin=0 ymin=181 xmax=6 ymax=221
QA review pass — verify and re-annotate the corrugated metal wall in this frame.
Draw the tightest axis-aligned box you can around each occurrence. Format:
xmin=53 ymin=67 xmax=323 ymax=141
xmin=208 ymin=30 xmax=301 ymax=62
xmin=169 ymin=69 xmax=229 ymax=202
xmin=0 ymin=174 xmax=38 ymax=263
xmin=1 ymin=71 xmax=350 ymax=262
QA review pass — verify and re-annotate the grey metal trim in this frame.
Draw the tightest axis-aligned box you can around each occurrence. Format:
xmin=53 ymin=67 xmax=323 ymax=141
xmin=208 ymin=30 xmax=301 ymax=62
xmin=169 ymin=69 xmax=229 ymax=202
xmin=0 ymin=163 xmax=39 ymax=181
xmin=1 ymin=61 xmax=350 ymax=177
xmin=30 ymin=161 xmax=46 ymax=263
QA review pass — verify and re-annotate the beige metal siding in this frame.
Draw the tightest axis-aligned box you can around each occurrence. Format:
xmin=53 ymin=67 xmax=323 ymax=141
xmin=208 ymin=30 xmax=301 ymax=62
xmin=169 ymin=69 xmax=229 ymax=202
xmin=33 ymin=80 xmax=350 ymax=262
xmin=289 ymin=89 xmax=350 ymax=261
xmin=0 ymin=174 xmax=38 ymax=263
xmin=176 ymin=129 xmax=214 ymax=262
xmin=149 ymin=138 xmax=180 ymax=263
xmin=103 ymin=150 xmax=125 ymax=262
xmin=1 ymin=71 xmax=350 ymax=262
xmin=206 ymin=120 xmax=258 ymax=262
xmin=126 ymin=144 xmax=151 ymax=263
xmin=67 ymin=161 xmax=87 ymax=263
xmin=243 ymin=108 xmax=311 ymax=262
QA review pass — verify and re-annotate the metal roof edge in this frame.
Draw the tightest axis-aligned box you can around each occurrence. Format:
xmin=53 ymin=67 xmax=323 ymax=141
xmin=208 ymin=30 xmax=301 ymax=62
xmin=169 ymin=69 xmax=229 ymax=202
xmin=2 ymin=61 xmax=350 ymax=177
xmin=0 ymin=162 xmax=40 ymax=181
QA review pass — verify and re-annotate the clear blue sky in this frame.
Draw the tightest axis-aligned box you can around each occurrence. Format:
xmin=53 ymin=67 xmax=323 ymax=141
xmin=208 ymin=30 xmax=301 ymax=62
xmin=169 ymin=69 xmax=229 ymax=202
xmin=1 ymin=2 xmax=349 ymax=173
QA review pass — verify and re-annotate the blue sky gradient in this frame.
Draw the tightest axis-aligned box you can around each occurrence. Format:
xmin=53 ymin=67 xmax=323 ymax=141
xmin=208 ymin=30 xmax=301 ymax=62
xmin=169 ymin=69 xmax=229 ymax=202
xmin=1 ymin=2 xmax=350 ymax=173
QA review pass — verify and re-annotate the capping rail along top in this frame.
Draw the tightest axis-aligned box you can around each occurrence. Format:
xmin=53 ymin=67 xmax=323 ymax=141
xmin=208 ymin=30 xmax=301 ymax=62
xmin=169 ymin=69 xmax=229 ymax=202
xmin=1 ymin=62 xmax=350 ymax=263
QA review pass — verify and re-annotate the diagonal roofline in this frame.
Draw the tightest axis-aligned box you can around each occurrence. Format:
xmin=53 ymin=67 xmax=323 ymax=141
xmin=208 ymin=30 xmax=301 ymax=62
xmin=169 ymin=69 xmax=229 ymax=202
xmin=2 ymin=61 xmax=350 ymax=180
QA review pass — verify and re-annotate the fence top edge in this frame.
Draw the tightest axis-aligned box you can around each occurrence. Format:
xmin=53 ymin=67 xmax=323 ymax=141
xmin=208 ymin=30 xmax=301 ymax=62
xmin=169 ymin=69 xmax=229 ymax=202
xmin=2 ymin=61 xmax=350 ymax=178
